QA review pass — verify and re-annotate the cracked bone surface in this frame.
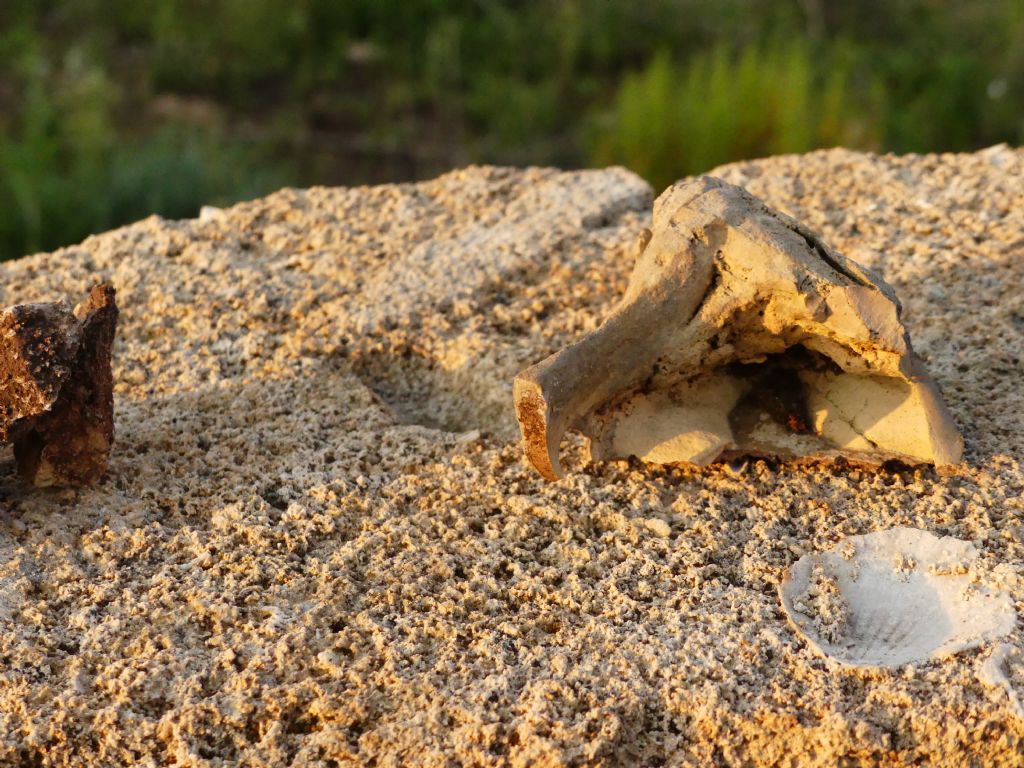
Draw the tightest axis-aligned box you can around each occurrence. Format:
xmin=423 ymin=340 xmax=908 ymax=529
xmin=513 ymin=176 xmax=963 ymax=480
xmin=0 ymin=284 xmax=118 ymax=487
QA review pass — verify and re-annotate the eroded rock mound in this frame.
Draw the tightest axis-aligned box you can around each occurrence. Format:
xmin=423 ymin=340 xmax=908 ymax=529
xmin=1 ymin=153 xmax=1022 ymax=768
xmin=514 ymin=176 xmax=964 ymax=479
xmin=1 ymin=284 xmax=117 ymax=486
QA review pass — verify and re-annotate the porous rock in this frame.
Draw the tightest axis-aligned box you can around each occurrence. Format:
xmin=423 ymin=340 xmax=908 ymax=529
xmin=515 ymin=176 xmax=964 ymax=480
xmin=0 ymin=153 xmax=1022 ymax=767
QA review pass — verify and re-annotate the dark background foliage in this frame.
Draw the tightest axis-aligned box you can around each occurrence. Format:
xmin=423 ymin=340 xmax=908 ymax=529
xmin=1 ymin=0 xmax=1021 ymax=259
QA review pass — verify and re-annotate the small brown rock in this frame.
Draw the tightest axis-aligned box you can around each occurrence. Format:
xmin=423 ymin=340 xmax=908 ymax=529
xmin=3 ymin=284 xmax=118 ymax=486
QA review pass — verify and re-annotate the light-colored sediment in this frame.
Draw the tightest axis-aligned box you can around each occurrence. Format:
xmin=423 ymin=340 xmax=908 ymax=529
xmin=0 ymin=149 xmax=1022 ymax=766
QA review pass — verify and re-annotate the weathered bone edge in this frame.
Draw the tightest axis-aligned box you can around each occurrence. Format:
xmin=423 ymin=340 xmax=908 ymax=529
xmin=513 ymin=176 xmax=963 ymax=479
xmin=3 ymin=284 xmax=118 ymax=486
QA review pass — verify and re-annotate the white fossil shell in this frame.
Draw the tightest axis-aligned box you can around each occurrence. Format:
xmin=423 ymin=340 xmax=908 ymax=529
xmin=780 ymin=527 xmax=1016 ymax=668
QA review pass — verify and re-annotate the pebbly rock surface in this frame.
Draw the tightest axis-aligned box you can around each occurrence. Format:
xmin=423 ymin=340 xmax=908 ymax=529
xmin=0 ymin=150 xmax=1022 ymax=766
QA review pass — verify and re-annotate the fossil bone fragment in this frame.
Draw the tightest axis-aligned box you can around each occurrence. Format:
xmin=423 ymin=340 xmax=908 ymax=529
xmin=1 ymin=284 xmax=118 ymax=487
xmin=779 ymin=527 xmax=1015 ymax=668
xmin=513 ymin=176 xmax=963 ymax=479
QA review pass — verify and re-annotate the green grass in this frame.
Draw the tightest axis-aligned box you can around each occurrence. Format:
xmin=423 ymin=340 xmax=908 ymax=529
xmin=590 ymin=41 xmax=885 ymax=190
xmin=0 ymin=42 xmax=286 ymax=257
xmin=0 ymin=0 xmax=1022 ymax=259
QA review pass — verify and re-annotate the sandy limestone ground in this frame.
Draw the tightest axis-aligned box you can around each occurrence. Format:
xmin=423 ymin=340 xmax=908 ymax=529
xmin=0 ymin=148 xmax=1022 ymax=766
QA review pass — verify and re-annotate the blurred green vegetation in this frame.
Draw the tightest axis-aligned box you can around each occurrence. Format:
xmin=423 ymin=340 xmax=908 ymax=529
xmin=0 ymin=0 xmax=1022 ymax=259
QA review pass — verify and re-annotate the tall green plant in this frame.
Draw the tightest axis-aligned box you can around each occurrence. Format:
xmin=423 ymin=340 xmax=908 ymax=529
xmin=591 ymin=41 xmax=883 ymax=190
